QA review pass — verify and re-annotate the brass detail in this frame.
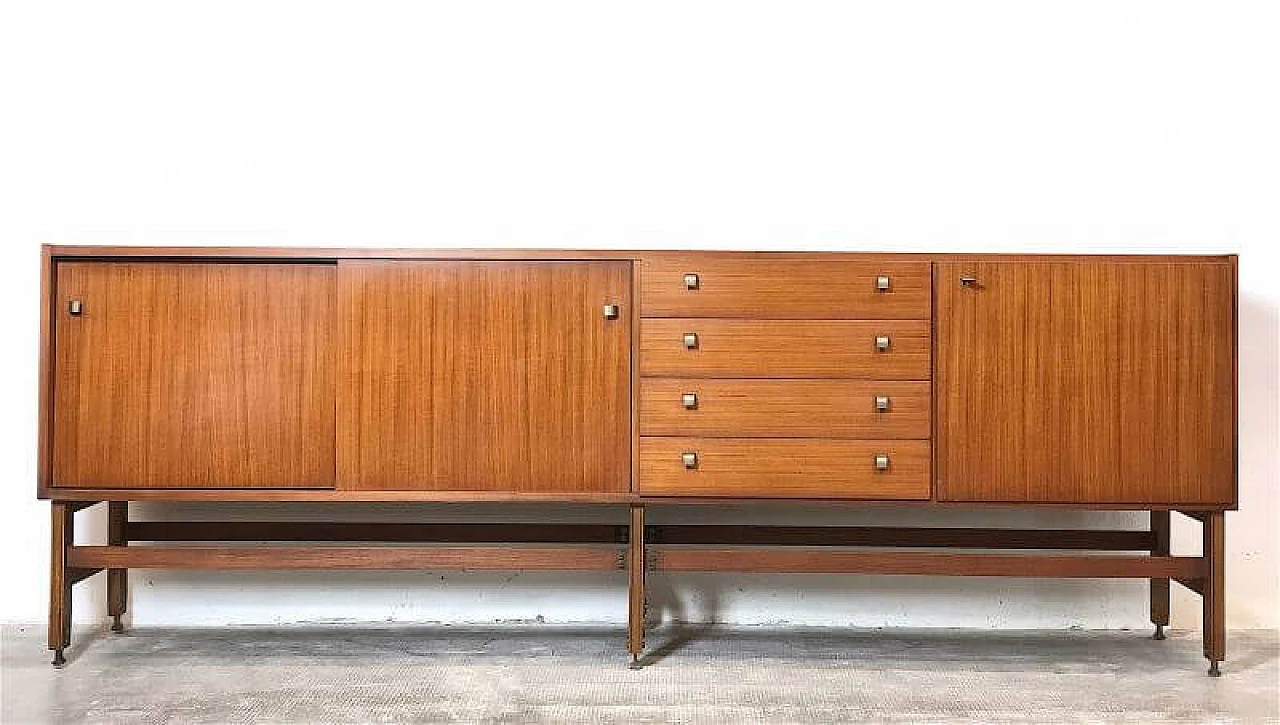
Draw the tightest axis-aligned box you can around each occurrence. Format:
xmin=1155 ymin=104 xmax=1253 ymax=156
xmin=876 ymin=275 xmax=891 ymax=291
xmin=681 ymin=451 xmax=698 ymax=469
xmin=681 ymin=392 xmax=698 ymax=410
xmin=68 ymin=300 xmax=83 ymax=316
xmin=682 ymin=332 xmax=699 ymax=349
xmin=874 ymin=454 xmax=890 ymax=471
xmin=602 ymin=303 xmax=620 ymax=319
xmin=684 ymin=273 xmax=700 ymax=290
xmin=875 ymin=335 xmax=891 ymax=352
xmin=875 ymin=395 xmax=891 ymax=412
xmin=960 ymin=276 xmax=978 ymax=287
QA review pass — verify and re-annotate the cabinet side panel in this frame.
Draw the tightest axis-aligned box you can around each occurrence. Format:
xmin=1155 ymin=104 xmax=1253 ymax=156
xmin=936 ymin=261 xmax=1235 ymax=505
xmin=37 ymin=247 xmax=55 ymax=495
xmin=51 ymin=262 xmax=337 ymax=488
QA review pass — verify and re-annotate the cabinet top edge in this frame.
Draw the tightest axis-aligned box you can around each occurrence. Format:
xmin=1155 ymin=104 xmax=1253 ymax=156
xmin=41 ymin=245 xmax=1237 ymax=264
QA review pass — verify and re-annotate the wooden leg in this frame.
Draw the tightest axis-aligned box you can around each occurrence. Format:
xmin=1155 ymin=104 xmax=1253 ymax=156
xmin=107 ymin=502 xmax=128 ymax=633
xmin=48 ymin=502 xmax=73 ymax=666
xmin=627 ymin=504 xmax=646 ymax=669
xmin=1150 ymin=510 xmax=1170 ymax=640
xmin=1202 ymin=511 xmax=1225 ymax=676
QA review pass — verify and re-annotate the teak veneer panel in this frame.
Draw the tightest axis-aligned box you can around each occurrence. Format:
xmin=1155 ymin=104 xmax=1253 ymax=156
xmin=640 ymin=319 xmax=931 ymax=379
xmin=640 ymin=379 xmax=930 ymax=438
xmin=641 ymin=255 xmax=931 ymax=319
xmin=51 ymin=262 xmax=336 ymax=489
xmin=639 ymin=438 xmax=931 ymax=499
xmin=935 ymin=261 xmax=1236 ymax=505
xmin=338 ymin=261 xmax=631 ymax=492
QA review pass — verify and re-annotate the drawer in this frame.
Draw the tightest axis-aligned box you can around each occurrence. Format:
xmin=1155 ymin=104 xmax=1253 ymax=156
xmin=641 ymin=380 xmax=931 ymax=438
xmin=640 ymin=255 xmax=930 ymax=319
xmin=640 ymin=319 xmax=930 ymax=379
xmin=639 ymin=438 xmax=931 ymax=499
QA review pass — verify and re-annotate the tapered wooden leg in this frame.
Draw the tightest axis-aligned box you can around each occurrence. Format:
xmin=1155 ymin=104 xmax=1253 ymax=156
xmin=1202 ymin=511 xmax=1225 ymax=676
xmin=107 ymin=502 xmax=128 ymax=633
xmin=627 ymin=504 xmax=646 ymax=669
xmin=1150 ymin=510 xmax=1170 ymax=640
xmin=49 ymin=502 xmax=73 ymax=666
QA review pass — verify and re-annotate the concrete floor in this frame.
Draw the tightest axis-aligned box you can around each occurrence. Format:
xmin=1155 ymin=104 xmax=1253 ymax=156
xmin=3 ymin=625 xmax=1277 ymax=724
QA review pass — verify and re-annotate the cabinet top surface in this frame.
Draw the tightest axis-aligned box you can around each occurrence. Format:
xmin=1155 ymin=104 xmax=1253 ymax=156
xmin=42 ymin=245 xmax=1236 ymax=263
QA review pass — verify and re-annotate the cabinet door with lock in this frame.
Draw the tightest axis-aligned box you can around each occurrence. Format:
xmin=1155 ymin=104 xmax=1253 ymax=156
xmin=935 ymin=260 xmax=1237 ymax=505
xmin=338 ymin=261 xmax=631 ymax=493
xmin=51 ymin=262 xmax=337 ymax=489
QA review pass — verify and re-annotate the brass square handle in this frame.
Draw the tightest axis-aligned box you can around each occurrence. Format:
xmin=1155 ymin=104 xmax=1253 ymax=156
xmin=876 ymin=275 xmax=891 ymax=291
xmin=682 ymin=332 xmax=699 ymax=349
xmin=875 ymin=395 xmax=890 ymax=412
xmin=684 ymin=273 xmax=700 ymax=290
xmin=602 ymin=304 xmax=620 ymax=319
xmin=874 ymin=454 xmax=890 ymax=471
xmin=68 ymin=300 xmax=83 ymax=316
xmin=682 ymin=452 xmax=699 ymax=469
xmin=681 ymin=393 xmax=698 ymax=410
xmin=875 ymin=335 xmax=891 ymax=352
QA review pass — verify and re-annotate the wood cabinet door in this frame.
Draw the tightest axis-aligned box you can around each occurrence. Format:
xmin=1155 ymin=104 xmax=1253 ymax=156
xmin=935 ymin=261 xmax=1236 ymax=505
xmin=52 ymin=262 xmax=336 ymax=488
xmin=338 ymin=261 xmax=631 ymax=493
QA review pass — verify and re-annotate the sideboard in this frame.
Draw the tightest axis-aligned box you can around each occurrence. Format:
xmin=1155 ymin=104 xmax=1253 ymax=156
xmin=37 ymin=246 xmax=1237 ymax=675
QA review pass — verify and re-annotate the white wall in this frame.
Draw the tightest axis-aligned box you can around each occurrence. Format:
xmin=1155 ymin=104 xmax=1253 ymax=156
xmin=1 ymin=1 xmax=1275 ymax=631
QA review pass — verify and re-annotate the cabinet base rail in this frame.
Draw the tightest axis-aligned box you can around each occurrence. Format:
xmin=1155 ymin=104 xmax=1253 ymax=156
xmin=47 ymin=502 xmax=1227 ymax=677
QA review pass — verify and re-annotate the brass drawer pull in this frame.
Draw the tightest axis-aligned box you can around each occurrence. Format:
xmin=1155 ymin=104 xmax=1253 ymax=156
xmin=876 ymin=275 xmax=891 ymax=291
xmin=875 ymin=395 xmax=890 ymax=412
xmin=683 ymin=332 xmax=699 ymax=349
xmin=684 ymin=273 xmax=700 ymax=290
xmin=682 ymin=452 xmax=699 ymax=469
xmin=681 ymin=393 xmax=698 ymax=410
xmin=875 ymin=335 xmax=891 ymax=352
xmin=602 ymin=304 xmax=620 ymax=319
xmin=874 ymin=454 xmax=890 ymax=471
xmin=68 ymin=300 xmax=84 ymax=316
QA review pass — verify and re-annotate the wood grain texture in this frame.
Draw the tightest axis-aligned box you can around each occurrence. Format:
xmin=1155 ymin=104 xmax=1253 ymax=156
xmin=639 ymin=438 xmax=930 ymax=499
xmin=641 ymin=379 xmax=930 ymax=438
xmin=935 ymin=262 xmax=1236 ymax=505
xmin=640 ymin=319 xmax=930 ymax=379
xmin=338 ymin=261 xmax=631 ymax=492
xmin=640 ymin=255 xmax=930 ymax=319
xmin=51 ymin=263 xmax=336 ymax=489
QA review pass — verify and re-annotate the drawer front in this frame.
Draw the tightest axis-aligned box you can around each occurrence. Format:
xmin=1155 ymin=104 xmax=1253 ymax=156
xmin=639 ymin=438 xmax=931 ymax=498
xmin=641 ymin=256 xmax=931 ymax=319
xmin=640 ymin=319 xmax=930 ymax=378
xmin=641 ymin=379 xmax=931 ymax=438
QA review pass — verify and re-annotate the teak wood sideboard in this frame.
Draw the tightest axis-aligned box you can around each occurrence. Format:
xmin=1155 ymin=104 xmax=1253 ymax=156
xmin=37 ymin=246 xmax=1238 ymax=675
